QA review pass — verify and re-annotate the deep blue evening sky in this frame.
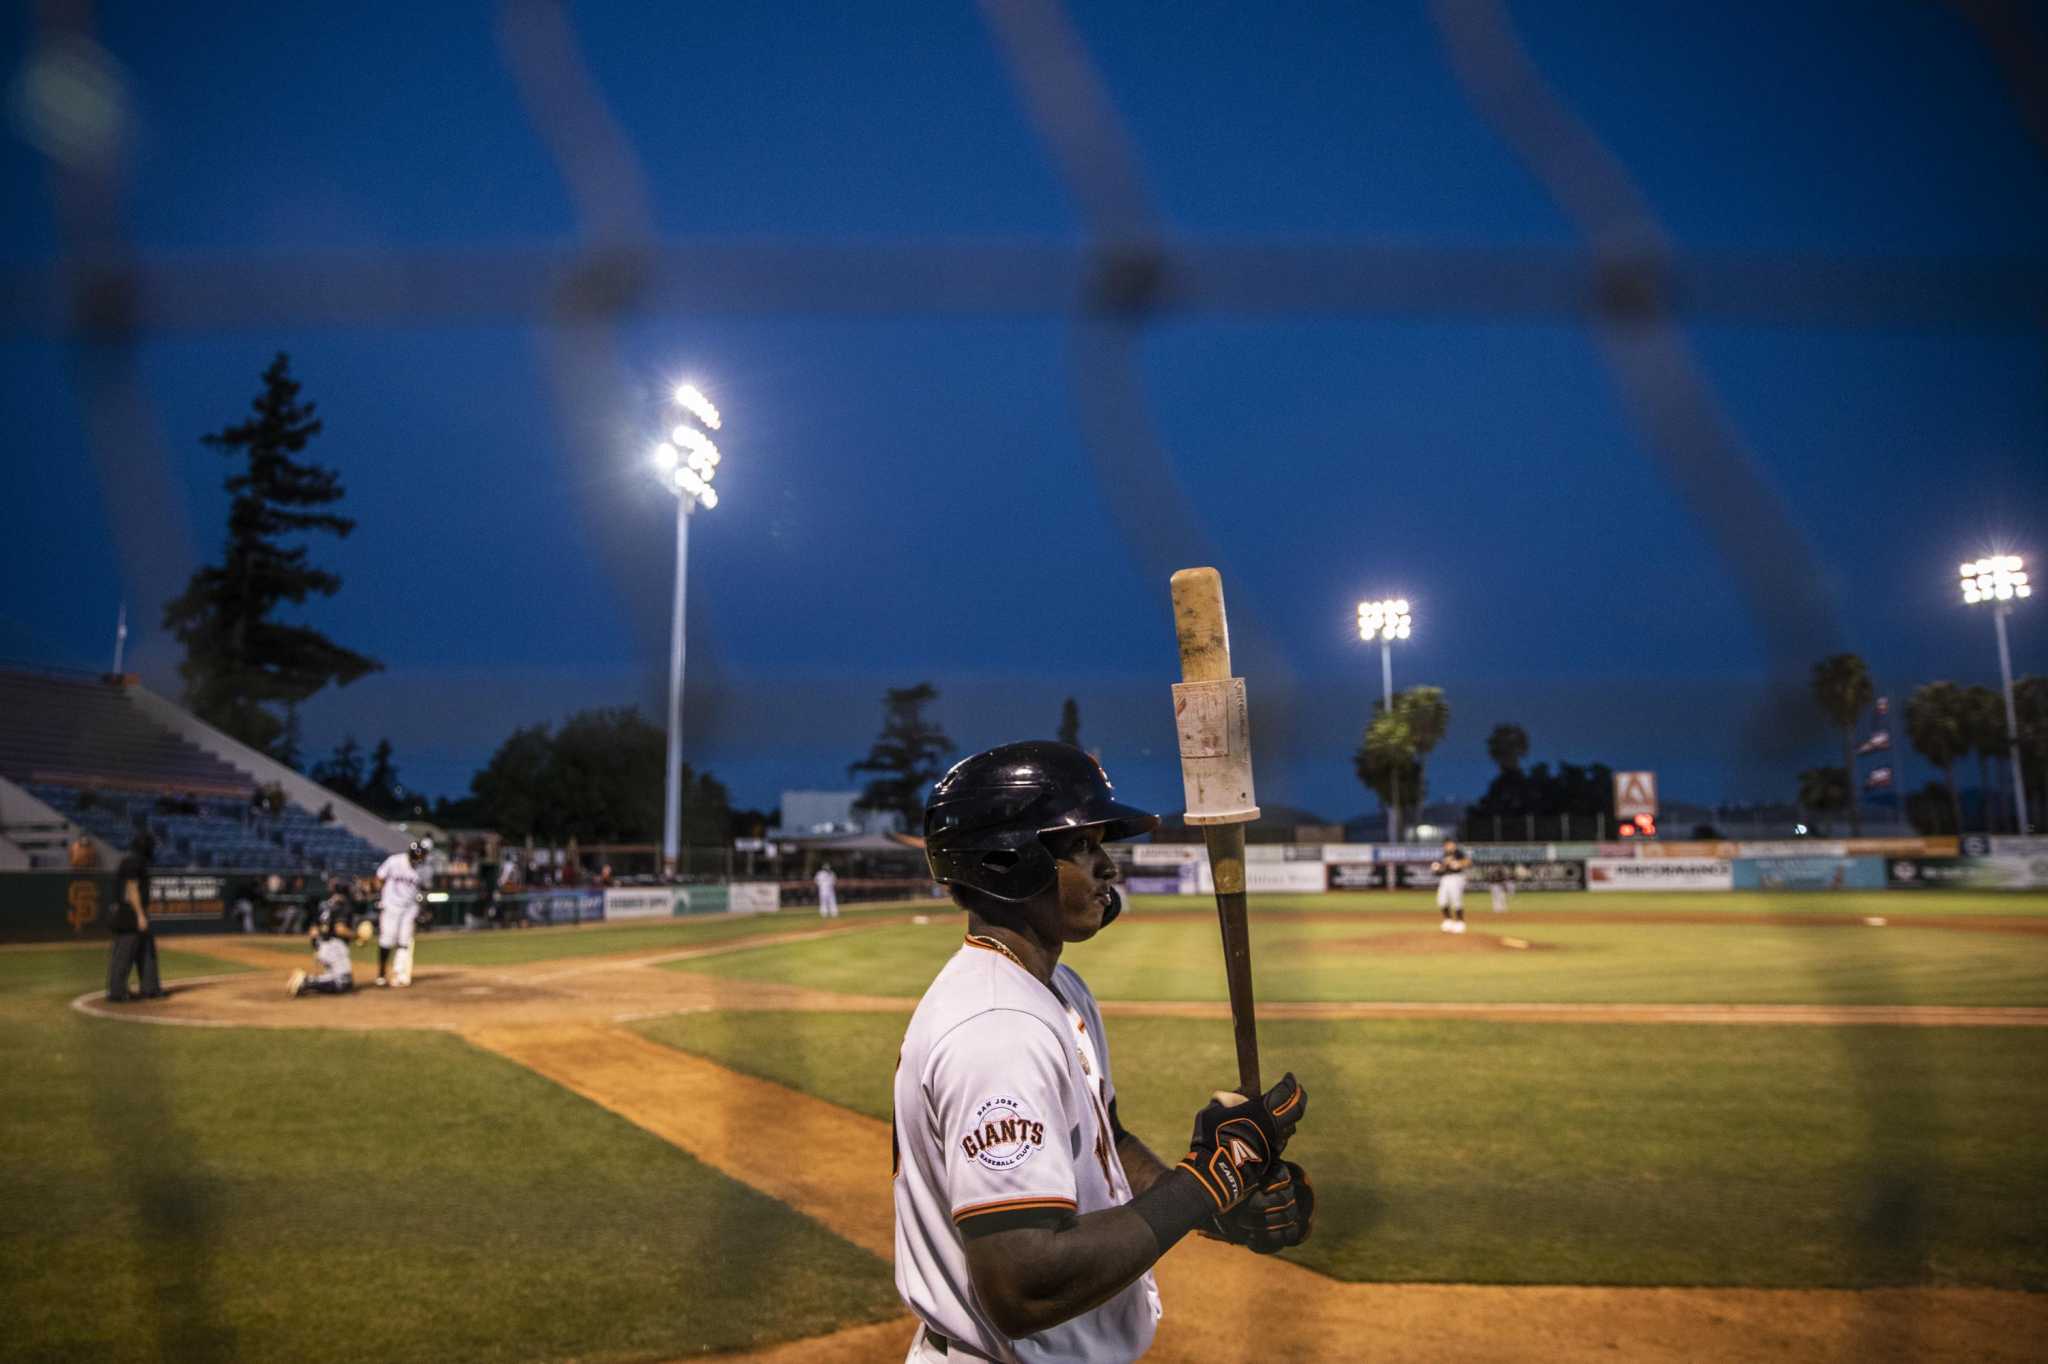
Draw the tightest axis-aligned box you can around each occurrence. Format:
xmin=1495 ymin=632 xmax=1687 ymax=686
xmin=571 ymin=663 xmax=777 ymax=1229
xmin=3 ymin=3 xmax=2044 ymax=820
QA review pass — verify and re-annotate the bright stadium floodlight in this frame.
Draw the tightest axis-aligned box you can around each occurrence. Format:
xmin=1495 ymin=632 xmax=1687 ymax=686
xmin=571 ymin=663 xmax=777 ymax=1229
xmin=1959 ymin=552 xmax=2031 ymax=833
xmin=1356 ymin=596 xmax=1416 ymax=841
xmin=674 ymin=383 xmax=722 ymax=431
xmin=653 ymin=381 xmax=730 ymax=878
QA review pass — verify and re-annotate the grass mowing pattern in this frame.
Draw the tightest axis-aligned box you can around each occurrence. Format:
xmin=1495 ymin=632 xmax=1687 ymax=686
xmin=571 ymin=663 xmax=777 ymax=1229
xmin=633 ymin=1010 xmax=2048 ymax=1289
xmin=661 ymin=901 xmax=2048 ymax=1006
xmin=0 ymin=950 xmax=901 ymax=1363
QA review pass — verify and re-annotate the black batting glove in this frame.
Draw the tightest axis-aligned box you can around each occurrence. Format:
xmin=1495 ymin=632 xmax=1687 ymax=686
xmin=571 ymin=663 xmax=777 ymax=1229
xmin=1200 ymin=1160 xmax=1315 ymax=1253
xmin=1178 ymin=1071 xmax=1308 ymax=1212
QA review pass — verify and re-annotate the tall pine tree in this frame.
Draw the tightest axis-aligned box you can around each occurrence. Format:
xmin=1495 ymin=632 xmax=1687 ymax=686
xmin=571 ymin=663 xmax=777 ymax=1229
xmin=163 ymin=354 xmax=381 ymax=758
xmin=850 ymin=683 xmax=955 ymax=830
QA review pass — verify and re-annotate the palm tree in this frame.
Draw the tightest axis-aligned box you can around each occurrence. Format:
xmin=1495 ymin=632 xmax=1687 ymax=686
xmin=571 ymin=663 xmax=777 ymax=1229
xmin=1398 ymin=686 xmax=1450 ymax=797
xmin=1905 ymin=682 xmax=1969 ymax=837
xmin=1810 ymin=654 xmax=1873 ymax=836
xmin=1355 ymin=709 xmax=1419 ymax=838
xmin=1796 ymin=766 xmax=1850 ymax=827
xmin=1486 ymin=723 xmax=1530 ymax=774
xmin=1961 ymin=685 xmax=2007 ymax=832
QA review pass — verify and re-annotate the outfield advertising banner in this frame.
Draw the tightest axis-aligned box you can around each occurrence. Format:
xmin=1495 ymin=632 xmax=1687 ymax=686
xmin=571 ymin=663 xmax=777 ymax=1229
xmin=728 ymin=882 xmax=781 ymax=914
xmin=674 ymin=885 xmax=730 ymax=915
xmin=1732 ymin=857 xmax=1886 ymax=891
xmin=527 ymin=890 xmax=605 ymax=924
xmin=1887 ymin=858 xmax=1974 ymax=889
xmin=1398 ymin=860 xmax=1587 ymax=890
xmin=1892 ymin=856 xmax=2048 ymax=890
xmin=1470 ymin=844 xmax=1550 ymax=863
xmin=1986 ymin=836 xmax=2048 ymax=858
xmin=1132 ymin=845 xmax=1205 ymax=866
xmin=1634 ymin=841 xmax=1735 ymax=860
xmin=1586 ymin=858 xmax=1733 ymax=892
xmin=603 ymin=887 xmax=673 ymax=921
xmin=1326 ymin=862 xmax=1384 ymax=891
xmin=1551 ymin=843 xmax=1639 ymax=860
xmin=1127 ymin=875 xmax=1187 ymax=895
xmin=1981 ymin=855 xmax=2048 ymax=889
xmin=1849 ymin=836 xmax=1959 ymax=857
xmin=1190 ymin=860 xmax=1326 ymax=894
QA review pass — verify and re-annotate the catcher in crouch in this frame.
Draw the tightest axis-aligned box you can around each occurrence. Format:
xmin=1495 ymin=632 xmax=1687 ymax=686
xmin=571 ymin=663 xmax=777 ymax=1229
xmin=893 ymin=741 xmax=1313 ymax=1364
xmin=287 ymin=899 xmax=355 ymax=998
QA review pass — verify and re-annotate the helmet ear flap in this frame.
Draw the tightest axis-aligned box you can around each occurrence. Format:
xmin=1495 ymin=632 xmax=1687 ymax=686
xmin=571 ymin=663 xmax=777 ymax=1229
xmin=966 ymin=839 xmax=1058 ymax=903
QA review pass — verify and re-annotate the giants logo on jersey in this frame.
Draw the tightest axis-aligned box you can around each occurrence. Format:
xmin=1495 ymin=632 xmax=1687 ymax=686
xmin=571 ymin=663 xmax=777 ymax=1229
xmin=961 ymin=1095 xmax=1047 ymax=1170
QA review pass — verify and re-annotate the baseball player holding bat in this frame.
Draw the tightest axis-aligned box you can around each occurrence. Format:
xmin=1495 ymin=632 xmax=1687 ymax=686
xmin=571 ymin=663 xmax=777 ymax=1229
xmin=894 ymin=742 xmax=1312 ymax=1363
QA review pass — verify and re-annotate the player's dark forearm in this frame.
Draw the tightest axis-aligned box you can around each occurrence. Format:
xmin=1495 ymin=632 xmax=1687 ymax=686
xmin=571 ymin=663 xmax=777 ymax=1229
xmin=968 ymin=1204 xmax=1168 ymax=1337
xmin=968 ymin=1169 xmax=1216 ymax=1336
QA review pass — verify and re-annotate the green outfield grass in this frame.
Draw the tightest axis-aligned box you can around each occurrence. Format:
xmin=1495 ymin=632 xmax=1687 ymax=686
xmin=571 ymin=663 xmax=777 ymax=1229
xmin=0 ymin=949 xmax=900 ymax=1364
xmin=1147 ymin=889 xmax=2048 ymax=918
xmin=659 ymin=894 xmax=2048 ymax=1006
xmin=216 ymin=899 xmax=930 ymax=969
xmin=635 ymin=1009 xmax=2048 ymax=1290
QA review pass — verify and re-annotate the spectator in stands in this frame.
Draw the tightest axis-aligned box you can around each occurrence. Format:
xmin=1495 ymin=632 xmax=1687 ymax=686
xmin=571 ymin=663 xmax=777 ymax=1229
xmin=106 ymin=833 xmax=164 ymax=1002
xmin=67 ymin=833 xmax=98 ymax=870
xmin=317 ymin=802 xmax=336 ymax=823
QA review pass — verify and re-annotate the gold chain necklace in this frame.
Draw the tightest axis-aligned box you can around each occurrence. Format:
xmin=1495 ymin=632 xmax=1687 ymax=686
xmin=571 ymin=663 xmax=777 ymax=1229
xmin=964 ymin=932 xmax=1026 ymax=970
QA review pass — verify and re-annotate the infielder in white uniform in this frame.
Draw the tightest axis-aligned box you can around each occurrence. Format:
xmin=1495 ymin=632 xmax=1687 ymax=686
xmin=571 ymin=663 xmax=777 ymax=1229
xmin=1433 ymin=837 xmax=1472 ymax=934
xmin=372 ymin=840 xmax=431 ymax=987
xmin=898 ymin=743 xmax=1313 ymax=1363
xmin=815 ymin=863 xmax=840 ymax=919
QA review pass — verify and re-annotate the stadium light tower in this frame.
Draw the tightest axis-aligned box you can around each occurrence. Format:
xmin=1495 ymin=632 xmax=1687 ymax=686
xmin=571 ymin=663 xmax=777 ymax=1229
xmin=653 ymin=382 xmax=725 ymax=878
xmin=1357 ymin=597 xmax=1414 ymax=841
xmin=1959 ymin=555 xmax=2031 ymax=834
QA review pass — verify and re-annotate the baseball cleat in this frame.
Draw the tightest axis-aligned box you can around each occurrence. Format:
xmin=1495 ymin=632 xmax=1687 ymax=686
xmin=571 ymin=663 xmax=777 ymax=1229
xmin=1452 ymin=920 xmax=1468 ymax=934
xmin=286 ymin=970 xmax=306 ymax=998
xmin=375 ymin=976 xmax=388 ymax=987
xmin=1439 ymin=919 xmax=1453 ymax=933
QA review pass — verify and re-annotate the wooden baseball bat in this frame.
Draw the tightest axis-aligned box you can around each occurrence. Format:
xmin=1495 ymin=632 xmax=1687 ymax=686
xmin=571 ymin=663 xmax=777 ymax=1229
xmin=1169 ymin=567 xmax=1262 ymax=1099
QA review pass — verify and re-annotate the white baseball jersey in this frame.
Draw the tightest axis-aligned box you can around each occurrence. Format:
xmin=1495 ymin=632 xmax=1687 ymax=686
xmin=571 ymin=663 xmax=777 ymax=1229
xmin=313 ymin=935 xmax=353 ymax=980
xmin=893 ymin=938 xmax=1161 ymax=1364
xmin=376 ymin=854 xmax=429 ymax=912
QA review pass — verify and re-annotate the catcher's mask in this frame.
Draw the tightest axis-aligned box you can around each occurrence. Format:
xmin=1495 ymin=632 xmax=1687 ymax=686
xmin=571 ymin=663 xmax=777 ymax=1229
xmin=924 ymin=741 xmax=1157 ymax=906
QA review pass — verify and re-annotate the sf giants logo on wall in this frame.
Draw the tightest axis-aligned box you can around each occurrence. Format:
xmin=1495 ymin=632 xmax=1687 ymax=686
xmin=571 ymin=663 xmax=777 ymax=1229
xmin=66 ymin=880 xmax=101 ymax=933
xmin=961 ymin=1095 xmax=1046 ymax=1171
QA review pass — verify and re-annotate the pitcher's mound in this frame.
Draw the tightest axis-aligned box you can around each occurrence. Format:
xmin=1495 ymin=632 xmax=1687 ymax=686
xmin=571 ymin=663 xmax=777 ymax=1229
xmin=1322 ymin=930 xmax=1557 ymax=955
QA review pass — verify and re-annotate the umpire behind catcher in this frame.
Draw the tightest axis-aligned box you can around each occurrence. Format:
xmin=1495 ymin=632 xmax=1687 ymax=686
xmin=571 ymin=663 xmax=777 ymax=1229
xmin=893 ymin=742 xmax=1312 ymax=1363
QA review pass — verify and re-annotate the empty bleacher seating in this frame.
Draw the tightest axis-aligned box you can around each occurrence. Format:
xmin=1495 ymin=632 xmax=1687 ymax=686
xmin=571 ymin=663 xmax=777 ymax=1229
xmin=0 ymin=668 xmax=384 ymax=875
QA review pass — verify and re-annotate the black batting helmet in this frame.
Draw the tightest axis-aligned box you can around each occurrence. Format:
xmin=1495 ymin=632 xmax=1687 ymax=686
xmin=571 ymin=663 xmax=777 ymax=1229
xmin=924 ymin=741 xmax=1157 ymax=903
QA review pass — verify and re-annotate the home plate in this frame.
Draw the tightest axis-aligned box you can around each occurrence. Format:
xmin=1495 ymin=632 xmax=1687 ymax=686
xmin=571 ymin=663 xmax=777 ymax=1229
xmin=1501 ymin=937 xmax=1530 ymax=950
xmin=1863 ymin=917 xmax=1887 ymax=927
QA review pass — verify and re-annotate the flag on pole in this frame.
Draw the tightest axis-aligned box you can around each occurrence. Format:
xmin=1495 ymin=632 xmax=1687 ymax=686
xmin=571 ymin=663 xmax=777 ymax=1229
xmin=1856 ymin=729 xmax=1890 ymax=755
xmin=1864 ymin=766 xmax=1894 ymax=791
